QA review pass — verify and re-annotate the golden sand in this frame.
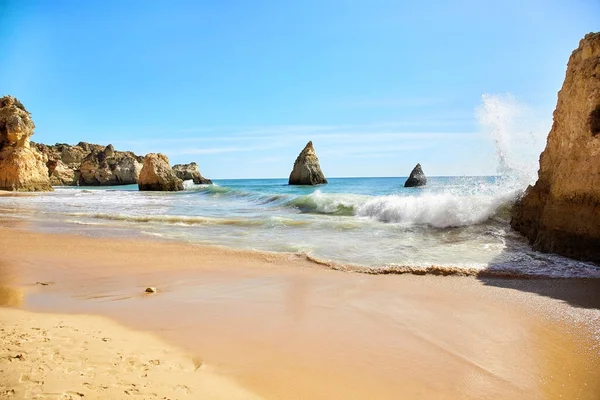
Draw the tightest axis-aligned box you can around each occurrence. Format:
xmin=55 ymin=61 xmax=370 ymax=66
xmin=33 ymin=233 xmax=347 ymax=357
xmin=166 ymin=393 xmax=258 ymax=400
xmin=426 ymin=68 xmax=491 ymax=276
xmin=1 ymin=225 xmax=599 ymax=399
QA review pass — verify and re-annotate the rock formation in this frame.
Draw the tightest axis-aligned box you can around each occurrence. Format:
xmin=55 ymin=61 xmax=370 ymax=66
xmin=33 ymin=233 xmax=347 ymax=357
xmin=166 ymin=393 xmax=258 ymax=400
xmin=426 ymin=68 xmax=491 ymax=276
xmin=138 ymin=153 xmax=184 ymax=191
xmin=0 ymin=96 xmax=53 ymax=191
xmin=78 ymin=144 xmax=143 ymax=186
xmin=172 ymin=162 xmax=212 ymax=184
xmin=511 ymin=32 xmax=600 ymax=262
xmin=34 ymin=142 xmax=143 ymax=186
xmin=288 ymin=141 xmax=327 ymax=185
xmin=404 ymin=163 xmax=427 ymax=187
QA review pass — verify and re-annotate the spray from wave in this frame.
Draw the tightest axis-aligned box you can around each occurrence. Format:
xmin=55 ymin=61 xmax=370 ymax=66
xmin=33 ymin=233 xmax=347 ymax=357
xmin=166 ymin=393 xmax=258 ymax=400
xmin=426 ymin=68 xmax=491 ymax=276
xmin=476 ymin=93 xmax=549 ymax=186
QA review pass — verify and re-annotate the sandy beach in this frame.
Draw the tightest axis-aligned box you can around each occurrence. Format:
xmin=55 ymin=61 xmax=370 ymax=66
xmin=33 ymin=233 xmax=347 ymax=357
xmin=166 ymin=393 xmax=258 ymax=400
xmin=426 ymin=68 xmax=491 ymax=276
xmin=1 ymin=224 xmax=600 ymax=399
xmin=0 ymin=308 xmax=262 ymax=399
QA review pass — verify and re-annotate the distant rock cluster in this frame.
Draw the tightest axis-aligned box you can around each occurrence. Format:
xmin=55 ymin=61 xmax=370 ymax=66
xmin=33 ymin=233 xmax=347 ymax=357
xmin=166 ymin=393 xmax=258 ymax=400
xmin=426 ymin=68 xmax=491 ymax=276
xmin=34 ymin=142 xmax=145 ymax=186
xmin=172 ymin=162 xmax=212 ymax=184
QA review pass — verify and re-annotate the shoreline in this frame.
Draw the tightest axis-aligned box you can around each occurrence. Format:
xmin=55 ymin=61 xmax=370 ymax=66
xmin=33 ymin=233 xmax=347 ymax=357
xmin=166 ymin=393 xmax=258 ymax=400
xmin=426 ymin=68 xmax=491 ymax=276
xmin=1 ymin=224 xmax=600 ymax=399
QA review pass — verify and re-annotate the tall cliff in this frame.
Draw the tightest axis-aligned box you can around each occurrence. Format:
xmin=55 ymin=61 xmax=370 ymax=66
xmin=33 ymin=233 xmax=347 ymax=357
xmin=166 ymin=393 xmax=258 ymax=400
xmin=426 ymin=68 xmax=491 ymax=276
xmin=0 ymin=96 xmax=52 ymax=191
xmin=511 ymin=32 xmax=600 ymax=262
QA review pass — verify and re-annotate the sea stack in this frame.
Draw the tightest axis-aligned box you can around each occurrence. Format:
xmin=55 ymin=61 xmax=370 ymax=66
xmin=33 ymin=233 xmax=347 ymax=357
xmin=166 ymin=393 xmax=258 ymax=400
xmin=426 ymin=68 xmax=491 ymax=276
xmin=0 ymin=95 xmax=53 ymax=191
xmin=404 ymin=163 xmax=427 ymax=187
xmin=138 ymin=153 xmax=184 ymax=191
xmin=511 ymin=32 xmax=600 ymax=262
xmin=288 ymin=141 xmax=327 ymax=185
xmin=172 ymin=162 xmax=212 ymax=184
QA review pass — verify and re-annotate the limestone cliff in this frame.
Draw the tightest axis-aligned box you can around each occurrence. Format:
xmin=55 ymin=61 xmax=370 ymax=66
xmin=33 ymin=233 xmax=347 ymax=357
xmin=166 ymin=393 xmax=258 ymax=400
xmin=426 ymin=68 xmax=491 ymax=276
xmin=78 ymin=144 xmax=143 ymax=186
xmin=0 ymin=96 xmax=52 ymax=191
xmin=138 ymin=153 xmax=184 ymax=191
xmin=35 ymin=142 xmax=143 ymax=186
xmin=404 ymin=164 xmax=427 ymax=187
xmin=172 ymin=162 xmax=212 ymax=184
xmin=288 ymin=141 xmax=327 ymax=185
xmin=511 ymin=32 xmax=600 ymax=262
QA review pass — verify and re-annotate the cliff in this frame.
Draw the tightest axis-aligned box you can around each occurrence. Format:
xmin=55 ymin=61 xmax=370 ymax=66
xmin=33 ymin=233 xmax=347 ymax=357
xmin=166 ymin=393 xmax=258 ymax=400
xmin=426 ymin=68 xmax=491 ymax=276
xmin=511 ymin=32 xmax=600 ymax=262
xmin=34 ymin=142 xmax=143 ymax=186
xmin=0 ymin=96 xmax=53 ymax=191
xmin=288 ymin=141 xmax=327 ymax=185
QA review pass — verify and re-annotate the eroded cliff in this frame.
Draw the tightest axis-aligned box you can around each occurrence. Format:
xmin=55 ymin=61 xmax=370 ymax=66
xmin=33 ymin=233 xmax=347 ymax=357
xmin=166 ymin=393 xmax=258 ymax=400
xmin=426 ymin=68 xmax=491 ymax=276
xmin=511 ymin=32 xmax=600 ymax=262
xmin=0 ymin=96 xmax=52 ymax=191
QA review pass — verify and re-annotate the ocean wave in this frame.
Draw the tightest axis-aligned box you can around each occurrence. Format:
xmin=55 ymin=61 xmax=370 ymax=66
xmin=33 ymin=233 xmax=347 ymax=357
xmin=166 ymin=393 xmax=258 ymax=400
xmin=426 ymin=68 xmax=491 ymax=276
xmin=299 ymin=253 xmax=600 ymax=279
xmin=356 ymin=190 xmax=519 ymax=228
xmin=86 ymin=213 xmax=265 ymax=227
xmin=284 ymin=191 xmax=363 ymax=216
xmin=282 ymin=188 xmax=520 ymax=228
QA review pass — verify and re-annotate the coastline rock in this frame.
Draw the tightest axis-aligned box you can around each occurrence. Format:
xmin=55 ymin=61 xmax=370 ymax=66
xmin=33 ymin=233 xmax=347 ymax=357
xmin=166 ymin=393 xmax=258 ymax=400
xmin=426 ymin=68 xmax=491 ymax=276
xmin=47 ymin=159 xmax=77 ymax=186
xmin=404 ymin=164 xmax=427 ymax=187
xmin=172 ymin=162 xmax=212 ymax=184
xmin=78 ymin=144 xmax=143 ymax=186
xmin=34 ymin=142 xmax=143 ymax=186
xmin=511 ymin=32 xmax=600 ymax=262
xmin=288 ymin=141 xmax=327 ymax=185
xmin=138 ymin=153 xmax=184 ymax=191
xmin=0 ymin=96 xmax=52 ymax=191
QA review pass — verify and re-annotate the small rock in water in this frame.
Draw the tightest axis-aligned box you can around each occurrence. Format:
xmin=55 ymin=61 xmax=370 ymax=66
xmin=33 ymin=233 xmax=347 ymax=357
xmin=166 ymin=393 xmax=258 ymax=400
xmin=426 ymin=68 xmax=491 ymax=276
xmin=145 ymin=287 xmax=157 ymax=293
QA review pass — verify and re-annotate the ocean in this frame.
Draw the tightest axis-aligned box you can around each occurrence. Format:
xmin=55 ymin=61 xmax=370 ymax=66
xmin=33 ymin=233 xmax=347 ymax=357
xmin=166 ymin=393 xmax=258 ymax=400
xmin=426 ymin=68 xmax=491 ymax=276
xmin=1 ymin=175 xmax=599 ymax=278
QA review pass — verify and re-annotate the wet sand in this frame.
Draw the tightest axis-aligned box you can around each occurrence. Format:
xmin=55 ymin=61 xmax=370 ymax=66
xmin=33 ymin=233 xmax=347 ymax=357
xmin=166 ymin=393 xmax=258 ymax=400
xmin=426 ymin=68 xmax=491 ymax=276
xmin=1 ymin=225 xmax=599 ymax=399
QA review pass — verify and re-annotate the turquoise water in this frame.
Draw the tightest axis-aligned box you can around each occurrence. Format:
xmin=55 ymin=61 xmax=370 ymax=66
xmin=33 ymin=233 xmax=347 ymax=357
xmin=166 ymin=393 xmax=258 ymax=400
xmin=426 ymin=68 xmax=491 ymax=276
xmin=1 ymin=176 xmax=599 ymax=278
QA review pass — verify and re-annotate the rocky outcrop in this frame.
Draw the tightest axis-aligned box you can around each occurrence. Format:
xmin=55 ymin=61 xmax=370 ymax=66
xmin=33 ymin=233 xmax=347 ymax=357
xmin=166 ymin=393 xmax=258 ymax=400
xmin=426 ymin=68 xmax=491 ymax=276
xmin=138 ymin=153 xmax=184 ymax=191
xmin=404 ymin=164 xmax=427 ymax=187
xmin=511 ymin=32 xmax=600 ymax=263
xmin=172 ymin=162 xmax=212 ymax=184
xmin=0 ymin=96 xmax=52 ymax=191
xmin=78 ymin=144 xmax=143 ymax=186
xmin=288 ymin=141 xmax=327 ymax=185
xmin=34 ymin=142 xmax=143 ymax=186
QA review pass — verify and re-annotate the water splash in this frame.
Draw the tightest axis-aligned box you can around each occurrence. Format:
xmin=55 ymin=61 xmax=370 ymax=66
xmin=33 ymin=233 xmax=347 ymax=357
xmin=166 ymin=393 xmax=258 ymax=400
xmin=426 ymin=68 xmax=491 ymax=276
xmin=476 ymin=93 xmax=549 ymax=186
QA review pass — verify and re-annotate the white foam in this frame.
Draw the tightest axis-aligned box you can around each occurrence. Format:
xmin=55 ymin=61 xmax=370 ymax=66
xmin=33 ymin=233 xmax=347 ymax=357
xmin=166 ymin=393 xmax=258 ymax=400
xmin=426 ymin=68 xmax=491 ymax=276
xmin=356 ymin=189 xmax=518 ymax=228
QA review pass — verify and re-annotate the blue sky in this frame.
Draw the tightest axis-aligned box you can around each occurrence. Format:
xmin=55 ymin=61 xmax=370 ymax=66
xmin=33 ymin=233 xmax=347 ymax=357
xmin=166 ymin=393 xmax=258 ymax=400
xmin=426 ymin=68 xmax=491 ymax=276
xmin=1 ymin=0 xmax=598 ymax=178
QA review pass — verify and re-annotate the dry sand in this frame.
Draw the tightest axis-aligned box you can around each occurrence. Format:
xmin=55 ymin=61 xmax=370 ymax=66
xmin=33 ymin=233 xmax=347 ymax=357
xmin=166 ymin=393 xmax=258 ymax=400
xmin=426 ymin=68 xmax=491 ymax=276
xmin=0 ymin=308 xmax=262 ymax=400
xmin=1 ymin=225 xmax=599 ymax=399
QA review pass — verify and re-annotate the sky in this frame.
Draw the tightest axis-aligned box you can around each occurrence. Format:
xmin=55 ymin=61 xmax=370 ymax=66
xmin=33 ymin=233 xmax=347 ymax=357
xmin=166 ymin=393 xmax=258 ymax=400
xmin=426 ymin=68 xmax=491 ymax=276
xmin=1 ymin=0 xmax=598 ymax=179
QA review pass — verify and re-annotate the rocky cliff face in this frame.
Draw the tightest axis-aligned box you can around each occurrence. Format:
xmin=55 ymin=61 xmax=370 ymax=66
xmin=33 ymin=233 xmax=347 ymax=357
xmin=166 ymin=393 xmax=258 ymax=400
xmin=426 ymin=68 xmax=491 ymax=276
xmin=138 ymin=153 xmax=184 ymax=191
xmin=511 ymin=32 xmax=600 ymax=262
xmin=0 ymin=96 xmax=53 ymax=191
xmin=34 ymin=142 xmax=143 ymax=186
xmin=172 ymin=162 xmax=212 ymax=184
xmin=78 ymin=144 xmax=143 ymax=186
xmin=288 ymin=141 xmax=327 ymax=185
xmin=404 ymin=163 xmax=427 ymax=187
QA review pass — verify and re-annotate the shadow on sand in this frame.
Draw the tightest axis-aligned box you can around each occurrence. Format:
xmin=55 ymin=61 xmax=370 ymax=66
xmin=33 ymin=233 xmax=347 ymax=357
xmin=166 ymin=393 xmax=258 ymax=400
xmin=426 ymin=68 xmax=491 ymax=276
xmin=478 ymin=276 xmax=600 ymax=310
xmin=477 ymin=234 xmax=600 ymax=310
